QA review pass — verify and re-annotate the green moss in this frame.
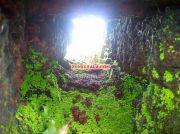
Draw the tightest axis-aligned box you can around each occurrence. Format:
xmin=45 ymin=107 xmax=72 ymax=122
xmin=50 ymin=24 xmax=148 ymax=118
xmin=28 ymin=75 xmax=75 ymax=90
xmin=167 ymin=45 xmax=175 ymax=53
xmin=68 ymin=87 xmax=133 ymax=134
xmin=159 ymin=43 xmax=164 ymax=52
xmin=16 ymin=47 xmax=179 ymax=134
xmin=175 ymin=71 xmax=180 ymax=80
xmin=159 ymin=13 xmax=176 ymax=61
xmin=151 ymin=68 xmax=159 ymax=79
xmin=177 ymin=89 xmax=180 ymax=95
xmin=160 ymin=53 xmax=165 ymax=60
xmin=16 ymin=48 xmax=139 ymax=134
xmin=121 ymin=74 xmax=147 ymax=101
xmin=175 ymin=37 xmax=180 ymax=41
xmin=135 ymin=83 xmax=176 ymax=133
xmin=159 ymin=43 xmax=165 ymax=61
xmin=16 ymin=102 xmax=45 ymax=133
xmin=159 ymin=87 xmax=175 ymax=112
xmin=142 ymin=67 xmax=147 ymax=75
xmin=162 ymin=14 xmax=174 ymax=35
xmin=136 ymin=13 xmax=179 ymax=133
xmin=162 ymin=25 xmax=170 ymax=32
xmin=163 ymin=70 xmax=174 ymax=82
xmin=17 ymin=86 xmax=134 ymax=133
xmin=16 ymin=48 xmax=67 ymax=133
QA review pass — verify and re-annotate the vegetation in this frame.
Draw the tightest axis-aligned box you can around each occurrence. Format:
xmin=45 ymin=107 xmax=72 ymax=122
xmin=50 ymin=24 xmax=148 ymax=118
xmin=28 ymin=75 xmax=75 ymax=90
xmin=135 ymin=83 xmax=177 ymax=133
xmin=151 ymin=68 xmax=159 ymax=79
xmin=14 ymin=12 xmax=179 ymax=134
xmin=16 ymin=48 xmax=145 ymax=134
xmin=14 ymin=47 xmax=179 ymax=134
xmin=159 ymin=43 xmax=165 ymax=61
xmin=142 ymin=67 xmax=147 ymax=75
xmin=159 ymin=12 xmax=176 ymax=61
xmin=167 ymin=45 xmax=175 ymax=53
xmin=163 ymin=70 xmax=174 ymax=82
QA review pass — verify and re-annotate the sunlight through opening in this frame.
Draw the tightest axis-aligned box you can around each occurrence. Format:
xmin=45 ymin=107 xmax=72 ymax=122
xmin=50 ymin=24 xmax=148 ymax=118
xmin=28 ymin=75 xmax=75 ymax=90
xmin=65 ymin=15 xmax=107 ymax=63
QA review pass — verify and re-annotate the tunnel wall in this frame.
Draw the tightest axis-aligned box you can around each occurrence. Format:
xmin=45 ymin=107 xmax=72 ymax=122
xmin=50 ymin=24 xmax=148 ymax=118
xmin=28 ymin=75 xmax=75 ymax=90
xmin=106 ymin=7 xmax=180 ymax=91
xmin=0 ymin=0 xmax=25 ymax=132
xmin=0 ymin=0 xmax=179 ymax=132
xmin=0 ymin=1 xmax=72 ymax=131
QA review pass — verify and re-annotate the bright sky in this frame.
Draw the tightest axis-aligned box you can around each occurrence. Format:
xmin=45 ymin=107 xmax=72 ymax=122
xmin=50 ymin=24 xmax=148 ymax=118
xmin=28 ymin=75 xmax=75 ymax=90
xmin=65 ymin=15 xmax=106 ymax=62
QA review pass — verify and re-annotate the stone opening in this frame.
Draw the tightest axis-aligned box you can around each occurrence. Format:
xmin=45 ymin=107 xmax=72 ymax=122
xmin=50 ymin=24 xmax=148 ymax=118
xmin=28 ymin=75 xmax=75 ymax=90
xmin=65 ymin=15 xmax=107 ymax=63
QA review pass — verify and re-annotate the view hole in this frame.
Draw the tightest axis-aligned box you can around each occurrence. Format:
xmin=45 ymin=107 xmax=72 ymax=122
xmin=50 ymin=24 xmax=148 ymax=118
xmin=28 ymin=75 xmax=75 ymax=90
xmin=65 ymin=15 xmax=107 ymax=63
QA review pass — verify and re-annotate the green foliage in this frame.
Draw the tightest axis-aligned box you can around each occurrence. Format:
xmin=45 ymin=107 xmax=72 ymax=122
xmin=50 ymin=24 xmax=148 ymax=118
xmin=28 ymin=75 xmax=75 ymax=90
xmin=24 ymin=48 xmax=48 ymax=71
xmin=159 ymin=13 xmax=176 ymax=61
xmin=175 ymin=71 xmax=180 ymax=81
xmin=43 ymin=120 xmax=57 ymax=134
xmin=16 ymin=101 xmax=45 ymax=133
xmin=121 ymin=74 xmax=147 ymax=101
xmin=175 ymin=37 xmax=180 ymax=41
xmin=159 ymin=43 xmax=165 ymax=61
xmin=68 ymin=87 xmax=133 ymax=134
xmin=159 ymin=53 xmax=165 ymax=61
xmin=163 ymin=70 xmax=174 ymax=82
xmin=17 ymin=86 xmax=134 ymax=133
xmin=162 ymin=25 xmax=170 ymax=33
xmin=17 ymin=48 xmax=140 ymax=134
xmin=16 ymin=48 xmax=66 ymax=133
xmin=20 ymin=47 xmax=64 ymax=99
xmin=142 ymin=67 xmax=147 ymax=75
xmin=167 ymin=45 xmax=175 ymax=53
xmin=162 ymin=14 xmax=174 ymax=35
xmin=135 ymin=83 xmax=176 ymax=133
xmin=16 ymin=47 xmax=178 ymax=134
xmin=151 ymin=68 xmax=159 ymax=79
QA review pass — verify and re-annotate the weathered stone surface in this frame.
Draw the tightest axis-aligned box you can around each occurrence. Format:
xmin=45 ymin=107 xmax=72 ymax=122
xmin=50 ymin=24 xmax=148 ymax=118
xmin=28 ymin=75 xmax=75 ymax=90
xmin=0 ymin=1 xmax=25 ymax=132
xmin=106 ymin=8 xmax=179 ymax=90
xmin=26 ymin=0 xmax=178 ymax=17
xmin=63 ymin=70 xmax=107 ymax=91
xmin=164 ymin=52 xmax=180 ymax=68
xmin=0 ymin=14 xmax=16 ymax=132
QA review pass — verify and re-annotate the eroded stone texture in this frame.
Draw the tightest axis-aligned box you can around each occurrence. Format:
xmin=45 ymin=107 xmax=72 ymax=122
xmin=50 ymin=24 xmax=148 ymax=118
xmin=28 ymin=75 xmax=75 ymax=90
xmin=105 ymin=8 xmax=180 ymax=91
xmin=26 ymin=6 xmax=71 ymax=61
xmin=0 ymin=1 xmax=25 ymax=132
xmin=63 ymin=70 xmax=107 ymax=91
xmin=105 ymin=16 xmax=156 ymax=75
xmin=0 ymin=14 xmax=16 ymax=132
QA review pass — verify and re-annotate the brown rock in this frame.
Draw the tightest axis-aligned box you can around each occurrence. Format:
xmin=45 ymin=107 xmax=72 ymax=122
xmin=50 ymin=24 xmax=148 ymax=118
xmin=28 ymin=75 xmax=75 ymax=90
xmin=95 ymin=115 xmax=101 ymax=123
xmin=114 ymin=90 xmax=123 ymax=99
xmin=84 ymin=98 xmax=92 ymax=108
xmin=71 ymin=106 xmax=88 ymax=125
